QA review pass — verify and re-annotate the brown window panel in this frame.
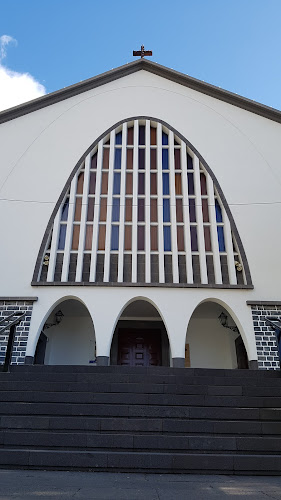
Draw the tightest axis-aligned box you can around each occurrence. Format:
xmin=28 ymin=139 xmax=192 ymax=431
xmin=176 ymin=198 xmax=183 ymax=222
xmin=150 ymin=198 xmax=158 ymax=222
xmin=101 ymin=172 xmax=108 ymax=195
xmin=127 ymin=127 xmax=134 ymax=145
xmin=127 ymin=148 xmax=133 ymax=169
xmin=177 ymin=226 xmax=185 ymax=251
xmin=174 ymin=149 xmax=181 ymax=170
xmin=175 ymin=173 xmax=182 ymax=195
xmin=150 ymin=127 xmax=157 ymax=145
xmin=85 ymin=225 xmax=93 ymax=250
xmin=98 ymin=225 xmax=106 ymax=250
xmin=150 ymin=226 xmax=158 ymax=251
xmin=87 ymin=198 xmax=95 ymax=221
xmin=124 ymin=225 xmax=132 ymax=250
xmin=125 ymin=198 xmax=132 ymax=221
xmin=99 ymin=198 xmax=107 ymax=221
xmin=76 ymin=172 xmax=84 ymax=194
xmin=103 ymin=148 xmax=109 ymax=170
xmin=150 ymin=173 xmax=157 ymax=195
xmin=74 ymin=198 xmax=82 ymax=221
xmin=72 ymin=225 xmax=80 ymax=250
xmin=126 ymin=172 xmax=133 ymax=194
xmin=150 ymin=149 xmax=157 ymax=169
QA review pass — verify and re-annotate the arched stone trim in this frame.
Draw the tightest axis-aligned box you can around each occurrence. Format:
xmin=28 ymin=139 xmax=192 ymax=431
xmin=32 ymin=116 xmax=252 ymax=288
xmin=109 ymin=295 xmax=171 ymax=367
xmin=186 ymin=297 xmax=253 ymax=365
xmin=26 ymin=295 xmax=96 ymax=364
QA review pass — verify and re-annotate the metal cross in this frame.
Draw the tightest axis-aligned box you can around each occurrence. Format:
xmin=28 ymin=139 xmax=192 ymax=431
xmin=133 ymin=45 xmax=152 ymax=59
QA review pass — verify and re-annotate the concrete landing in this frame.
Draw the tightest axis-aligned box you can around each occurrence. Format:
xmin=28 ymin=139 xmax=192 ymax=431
xmin=0 ymin=469 xmax=281 ymax=499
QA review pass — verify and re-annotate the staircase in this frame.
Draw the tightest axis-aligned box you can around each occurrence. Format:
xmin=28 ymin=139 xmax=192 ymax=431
xmin=0 ymin=365 xmax=281 ymax=474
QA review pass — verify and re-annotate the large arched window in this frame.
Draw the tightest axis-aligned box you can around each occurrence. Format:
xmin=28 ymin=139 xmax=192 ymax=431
xmin=33 ymin=118 xmax=252 ymax=287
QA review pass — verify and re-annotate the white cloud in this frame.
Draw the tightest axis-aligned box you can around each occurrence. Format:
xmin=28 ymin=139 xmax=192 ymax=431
xmin=0 ymin=35 xmax=46 ymax=112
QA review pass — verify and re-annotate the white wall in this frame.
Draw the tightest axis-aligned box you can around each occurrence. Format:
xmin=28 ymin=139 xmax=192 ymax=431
xmin=44 ymin=316 xmax=95 ymax=365
xmin=1 ymin=67 xmax=280 ymax=363
xmin=0 ymin=69 xmax=280 ymax=299
xmin=187 ymin=317 xmax=238 ymax=369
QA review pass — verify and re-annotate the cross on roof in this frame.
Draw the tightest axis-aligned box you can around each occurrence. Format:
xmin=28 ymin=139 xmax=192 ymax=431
xmin=133 ymin=45 xmax=152 ymax=59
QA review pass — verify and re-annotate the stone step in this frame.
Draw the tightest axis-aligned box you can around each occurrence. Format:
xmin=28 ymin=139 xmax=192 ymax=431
xmin=7 ymin=365 xmax=281 ymax=378
xmin=0 ymin=403 xmax=280 ymax=420
xmin=0 ymin=391 xmax=281 ymax=407
xmin=0 ymin=449 xmax=281 ymax=473
xmin=2 ymin=415 xmax=280 ymax=434
xmin=1 ymin=381 xmax=281 ymax=396
xmin=2 ymin=430 xmax=281 ymax=453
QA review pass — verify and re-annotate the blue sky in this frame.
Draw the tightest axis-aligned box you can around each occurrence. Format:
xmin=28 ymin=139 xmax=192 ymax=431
xmin=1 ymin=0 xmax=281 ymax=110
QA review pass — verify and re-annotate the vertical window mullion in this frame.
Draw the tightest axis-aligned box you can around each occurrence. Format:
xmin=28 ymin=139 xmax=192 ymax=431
xmin=145 ymin=119 xmax=151 ymax=283
xmin=194 ymin=157 xmax=208 ymax=284
xmin=223 ymin=212 xmax=237 ymax=285
xmin=181 ymin=143 xmax=193 ymax=283
xmin=131 ymin=120 xmax=138 ymax=282
xmin=206 ymin=175 xmax=222 ymax=284
xmin=117 ymin=122 xmax=127 ymax=282
xmin=46 ymin=211 xmax=61 ymax=282
xmin=169 ymin=130 xmax=179 ymax=283
xmin=103 ymin=130 xmax=115 ymax=282
xmin=89 ymin=140 xmax=103 ymax=281
xmin=60 ymin=175 xmax=77 ymax=282
xmin=75 ymin=154 xmax=91 ymax=281
xmin=157 ymin=122 xmax=165 ymax=283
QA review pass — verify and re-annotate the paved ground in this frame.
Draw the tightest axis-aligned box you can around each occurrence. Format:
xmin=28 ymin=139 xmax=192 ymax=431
xmin=0 ymin=469 xmax=281 ymax=499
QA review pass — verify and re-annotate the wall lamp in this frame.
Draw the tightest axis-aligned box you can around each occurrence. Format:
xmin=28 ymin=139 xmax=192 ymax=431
xmin=44 ymin=310 xmax=64 ymax=330
xmin=218 ymin=312 xmax=239 ymax=333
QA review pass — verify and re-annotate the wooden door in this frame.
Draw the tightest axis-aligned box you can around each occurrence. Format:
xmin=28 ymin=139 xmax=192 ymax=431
xmin=118 ymin=329 xmax=162 ymax=366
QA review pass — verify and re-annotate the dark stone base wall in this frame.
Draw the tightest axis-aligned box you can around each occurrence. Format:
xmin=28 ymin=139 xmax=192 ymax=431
xmin=0 ymin=300 xmax=34 ymax=365
xmin=251 ymin=305 xmax=281 ymax=370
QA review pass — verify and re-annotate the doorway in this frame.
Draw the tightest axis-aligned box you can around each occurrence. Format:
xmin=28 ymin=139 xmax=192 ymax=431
xmin=110 ymin=300 xmax=170 ymax=367
xmin=118 ymin=328 xmax=162 ymax=366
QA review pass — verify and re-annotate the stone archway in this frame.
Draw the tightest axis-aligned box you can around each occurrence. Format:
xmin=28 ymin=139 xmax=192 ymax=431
xmin=34 ymin=298 xmax=96 ymax=365
xmin=185 ymin=301 xmax=248 ymax=369
xmin=110 ymin=299 xmax=170 ymax=367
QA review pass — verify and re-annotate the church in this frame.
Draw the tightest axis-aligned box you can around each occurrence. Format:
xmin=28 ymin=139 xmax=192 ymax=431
xmin=0 ymin=54 xmax=280 ymax=370
xmin=0 ymin=54 xmax=281 ymax=473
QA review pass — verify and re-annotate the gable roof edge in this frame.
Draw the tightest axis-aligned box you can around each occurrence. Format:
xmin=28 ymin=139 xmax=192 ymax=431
xmin=0 ymin=58 xmax=280 ymax=125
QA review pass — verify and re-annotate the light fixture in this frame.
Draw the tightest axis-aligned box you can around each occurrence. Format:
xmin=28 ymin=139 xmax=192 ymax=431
xmin=44 ymin=310 xmax=64 ymax=330
xmin=218 ymin=312 xmax=239 ymax=333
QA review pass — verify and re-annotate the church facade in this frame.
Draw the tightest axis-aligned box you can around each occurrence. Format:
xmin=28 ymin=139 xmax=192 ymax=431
xmin=0 ymin=59 xmax=280 ymax=371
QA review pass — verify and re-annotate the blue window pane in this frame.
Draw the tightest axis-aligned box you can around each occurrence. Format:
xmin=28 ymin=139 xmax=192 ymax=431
xmin=162 ymin=132 xmax=168 ymax=145
xmin=190 ymin=226 xmax=198 ymax=251
xmin=115 ymin=131 xmax=122 ymax=145
xmin=187 ymin=153 xmax=193 ymax=170
xmin=114 ymin=149 xmax=122 ymax=169
xmin=162 ymin=149 xmax=169 ymax=169
xmin=163 ymin=199 xmax=170 ymax=222
xmin=111 ymin=226 xmax=119 ymax=250
xmin=139 ymin=125 xmax=145 ymax=145
xmin=163 ymin=226 xmax=171 ymax=251
xmin=138 ymin=149 xmax=145 ymax=169
xmin=58 ymin=225 xmax=66 ymax=250
xmin=187 ymin=172 xmax=194 ymax=195
xmin=61 ymin=199 xmax=69 ymax=221
xmin=112 ymin=198 xmax=120 ymax=222
xmin=162 ymin=173 xmax=169 ymax=195
xmin=113 ymin=173 xmax=121 ymax=194
xmin=217 ymin=226 xmax=225 ymax=251
xmin=215 ymin=200 xmax=223 ymax=222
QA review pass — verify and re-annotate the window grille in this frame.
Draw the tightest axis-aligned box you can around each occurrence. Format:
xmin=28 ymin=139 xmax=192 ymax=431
xmin=34 ymin=119 xmax=251 ymax=287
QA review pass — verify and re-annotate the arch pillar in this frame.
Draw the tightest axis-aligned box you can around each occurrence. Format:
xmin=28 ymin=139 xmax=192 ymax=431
xmin=152 ymin=295 xmax=196 ymax=368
